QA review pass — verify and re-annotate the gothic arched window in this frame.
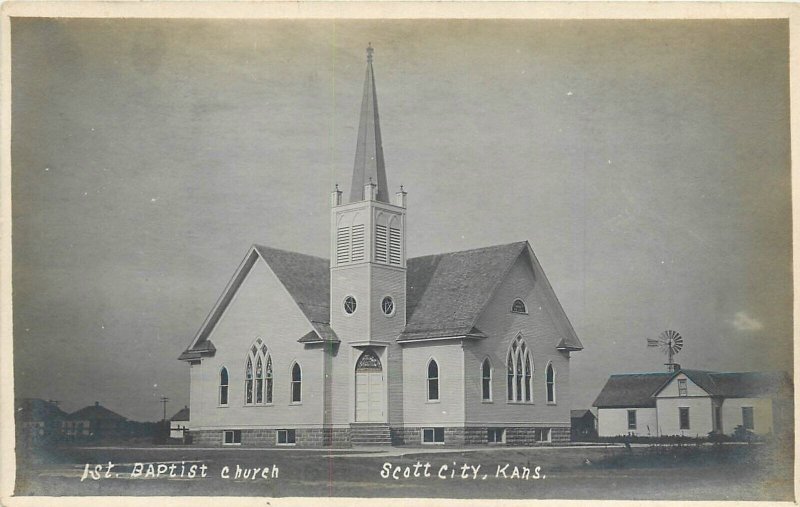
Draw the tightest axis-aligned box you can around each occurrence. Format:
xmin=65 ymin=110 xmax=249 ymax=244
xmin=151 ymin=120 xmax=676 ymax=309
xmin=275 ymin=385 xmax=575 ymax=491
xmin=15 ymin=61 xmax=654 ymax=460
xmin=546 ymin=363 xmax=556 ymax=404
xmin=244 ymin=338 xmax=273 ymax=406
xmin=481 ymin=358 xmax=492 ymax=401
xmin=427 ymin=359 xmax=439 ymax=401
xmin=291 ymin=362 xmax=302 ymax=403
xmin=219 ymin=367 xmax=229 ymax=406
xmin=511 ymin=299 xmax=527 ymax=314
xmin=507 ymin=335 xmax=534 ymax=403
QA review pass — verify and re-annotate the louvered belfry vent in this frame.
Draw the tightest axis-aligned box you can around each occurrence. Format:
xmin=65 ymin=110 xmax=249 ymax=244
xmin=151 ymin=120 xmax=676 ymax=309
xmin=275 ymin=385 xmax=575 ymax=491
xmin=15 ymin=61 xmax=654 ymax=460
xmin=337 ymin=226 xmax=350 ymax=264
xmin=351 ymin=224 xmax=365 ymax=261
xmin=375 ymin=224 xmax=388 ymax=263
xmin=389 ymin=227 xmax=401 ymax=265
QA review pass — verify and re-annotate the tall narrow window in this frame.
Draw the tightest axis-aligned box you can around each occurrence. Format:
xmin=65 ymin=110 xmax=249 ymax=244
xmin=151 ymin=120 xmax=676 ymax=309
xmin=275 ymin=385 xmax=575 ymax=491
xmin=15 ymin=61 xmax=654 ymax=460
xmin=265 ymin=357 xmax=273 ymax=404
xmin=546 ymin=364 xmax=555 ymax=403
xmin=627 ymin=409 xmax=637 ymax=430
xmin=245 ymin=358 xmax=253 ymax=404
xmin=507 ymin=336 xmax=534 ymax=403
xmin=742 ymin=407 xmax=754 ymax=430
xmin=481 ymin=359 xmax=492 ymax=401
xmin=427 ymin=359 xmax=439 ymax=401
xmin=255 ymin=357 xmax=264 ymax=404
xmin=291 ymin=363 xmax=302 ymax=403
xmin=219 ymin=367 xmax=229 ymax=406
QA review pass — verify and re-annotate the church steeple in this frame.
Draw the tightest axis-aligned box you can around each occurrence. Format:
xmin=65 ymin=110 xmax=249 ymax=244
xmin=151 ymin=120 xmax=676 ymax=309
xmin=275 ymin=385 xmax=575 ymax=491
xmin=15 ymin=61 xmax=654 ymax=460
xmin=350 ymin=43 xmax=389 ymax=203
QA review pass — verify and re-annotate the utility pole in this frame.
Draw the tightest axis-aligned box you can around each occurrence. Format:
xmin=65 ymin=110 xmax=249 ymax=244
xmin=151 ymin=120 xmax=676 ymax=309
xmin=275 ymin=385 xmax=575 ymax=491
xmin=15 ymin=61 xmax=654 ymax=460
xmin=159 ymin=396 xmax=169 ymax=421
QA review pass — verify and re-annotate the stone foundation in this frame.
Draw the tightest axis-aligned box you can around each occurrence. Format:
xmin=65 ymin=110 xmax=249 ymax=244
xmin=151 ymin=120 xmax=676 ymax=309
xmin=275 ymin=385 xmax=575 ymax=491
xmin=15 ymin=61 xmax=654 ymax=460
xmin=190 ymin=425 xmax=569 ymax=447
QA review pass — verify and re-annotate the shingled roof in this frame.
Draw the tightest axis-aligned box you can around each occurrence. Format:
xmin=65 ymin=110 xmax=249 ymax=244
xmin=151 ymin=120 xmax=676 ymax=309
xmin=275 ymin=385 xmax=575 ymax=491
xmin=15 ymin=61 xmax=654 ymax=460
xmin=15 ymin=398 xmax=67 ymax=422
xmin=593 ymin=373 xmax=673 ymax=408
xmin=594 ymin=370 xmax=793 ymax=408
xmin=171 ymin=406 xmax=190 ymax=422
xmin=67 ymin=402 xmax=127 ymax=421
xmin=181 ymin=240 xmax=582 ymax=358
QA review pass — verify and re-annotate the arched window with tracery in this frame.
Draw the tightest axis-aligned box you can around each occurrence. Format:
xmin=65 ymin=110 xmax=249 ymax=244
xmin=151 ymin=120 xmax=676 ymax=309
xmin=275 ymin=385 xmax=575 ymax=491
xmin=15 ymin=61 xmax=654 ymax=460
xmin=219 ymin=367 xmax=229 ymax=406
xmin=506 ymin=335 xmax=534 ymax=403
xmin=244 ymin=338 xmax=273 ymax=406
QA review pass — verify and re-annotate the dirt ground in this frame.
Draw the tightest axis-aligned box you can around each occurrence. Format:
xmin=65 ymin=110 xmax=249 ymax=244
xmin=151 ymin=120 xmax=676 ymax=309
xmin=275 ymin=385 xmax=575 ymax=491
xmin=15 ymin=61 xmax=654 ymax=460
xmin=12 ymin=442 xmax=794 ymax=501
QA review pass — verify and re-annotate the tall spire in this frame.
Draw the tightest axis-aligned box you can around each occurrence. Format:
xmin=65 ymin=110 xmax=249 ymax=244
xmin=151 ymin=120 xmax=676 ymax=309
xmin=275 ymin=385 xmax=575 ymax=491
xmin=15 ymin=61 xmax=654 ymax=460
xmin=350 ymin=43 xmax=389 ymax=203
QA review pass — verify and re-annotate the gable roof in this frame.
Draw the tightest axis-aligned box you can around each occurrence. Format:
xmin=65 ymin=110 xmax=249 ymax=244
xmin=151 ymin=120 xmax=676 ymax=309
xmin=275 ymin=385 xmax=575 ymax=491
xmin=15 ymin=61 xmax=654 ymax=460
xmin=181 ymin=240 xmax=582 ymax=357
xmin=594 ymin=369 xmax=793 ymax=408
xmin=67 ymin=402 xmax=127 ymax=421
xmin=571 ymin=409 xmax=595 ymax=419
xmin=15 ymin=398 xmax=67 ymax=422
xmin=171 ymin=406 xmax=190 ymax=422
xmin=651 ymin=369 xmax=793 ymax=398
xmin=593 ymin=373 xmax=673 ymax=408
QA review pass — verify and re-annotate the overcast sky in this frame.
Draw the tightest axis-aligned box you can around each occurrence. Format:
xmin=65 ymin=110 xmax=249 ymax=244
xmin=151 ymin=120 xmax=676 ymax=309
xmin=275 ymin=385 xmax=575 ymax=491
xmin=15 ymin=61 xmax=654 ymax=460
xmin=12 ymin=19 xmax=791 ymax=421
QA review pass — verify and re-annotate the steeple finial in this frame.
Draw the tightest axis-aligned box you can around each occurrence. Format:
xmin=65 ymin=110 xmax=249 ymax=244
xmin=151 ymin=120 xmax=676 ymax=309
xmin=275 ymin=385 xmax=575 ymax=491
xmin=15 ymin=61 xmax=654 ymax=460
xmin=350 ymin=44 xmax=389 ymax=203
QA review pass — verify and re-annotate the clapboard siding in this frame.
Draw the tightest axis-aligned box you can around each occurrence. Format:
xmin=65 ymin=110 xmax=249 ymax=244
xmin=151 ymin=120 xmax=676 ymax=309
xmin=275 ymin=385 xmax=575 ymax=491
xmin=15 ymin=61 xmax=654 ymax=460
xmin=464 ymin=254 xmax=571 ymax=426
xmin=189 ymin=259 xmax=324 ymax=429
xmin=402 ymin=341 xmax=464 ymax=426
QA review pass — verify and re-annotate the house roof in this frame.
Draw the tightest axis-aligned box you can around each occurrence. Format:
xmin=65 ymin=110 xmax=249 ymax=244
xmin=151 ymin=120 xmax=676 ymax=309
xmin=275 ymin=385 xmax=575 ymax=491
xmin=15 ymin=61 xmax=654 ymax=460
xmin=592 ymin=373 xmax=673 ymax=408
xmin=66 ymin=402 xmax=127 ymax=421
xmin=570 ymin=409 xmax=595 ymax=419
xmin=15 ymin=398 xmax=67 ymax=422
xmin=594 ymin=369 xmax=793 ymax=408
xmin=181 ymin=240 xmax=582 ymax=357
xmin=171 ymin=406 xmax=190 ymax=422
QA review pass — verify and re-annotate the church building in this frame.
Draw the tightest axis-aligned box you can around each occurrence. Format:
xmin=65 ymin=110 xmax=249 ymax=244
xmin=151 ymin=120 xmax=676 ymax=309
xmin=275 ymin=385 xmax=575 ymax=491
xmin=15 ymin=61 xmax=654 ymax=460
xmin=179 ymin=46 xmax=583 ymax=447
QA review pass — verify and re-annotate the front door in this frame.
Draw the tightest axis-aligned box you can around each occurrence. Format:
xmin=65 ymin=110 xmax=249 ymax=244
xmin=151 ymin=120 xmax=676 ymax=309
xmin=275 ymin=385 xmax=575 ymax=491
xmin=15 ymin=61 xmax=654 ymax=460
xmin=355 ymin=349 xmax=384 ymax=422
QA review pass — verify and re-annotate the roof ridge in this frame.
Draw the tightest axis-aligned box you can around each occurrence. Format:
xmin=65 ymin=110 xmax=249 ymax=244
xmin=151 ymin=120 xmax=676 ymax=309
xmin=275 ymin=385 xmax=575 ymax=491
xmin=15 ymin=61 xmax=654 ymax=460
xmin=252 ymin=244 xmax=328 ymax=262
xmin=408 ymin=241 xmax=529 ymax=261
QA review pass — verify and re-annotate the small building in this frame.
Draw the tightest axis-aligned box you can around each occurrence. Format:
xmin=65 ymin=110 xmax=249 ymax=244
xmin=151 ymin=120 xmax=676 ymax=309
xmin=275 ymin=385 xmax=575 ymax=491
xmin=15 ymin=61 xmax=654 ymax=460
xmin=63 ymin=401 xmax=127 ymax=440
xmin=170 ymin=406 xmax=190 ymax=440
xmin=593 ymin=369 xmax=792 ymax=438
xmin=570 ymin=409 xmax=597 ymax=441
xmin=15 ymin=398 xmax=67 ymax=445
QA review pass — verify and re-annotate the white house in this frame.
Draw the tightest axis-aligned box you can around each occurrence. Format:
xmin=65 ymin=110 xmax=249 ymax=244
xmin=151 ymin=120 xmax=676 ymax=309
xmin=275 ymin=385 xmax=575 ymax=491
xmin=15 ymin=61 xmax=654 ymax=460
xmin=170 ymin=406 xmax=190 ymax=440
xmin=178 ymin=45 xmax=583 ymax=447
xmin=593 ymin=369 xmax=792 ymax=438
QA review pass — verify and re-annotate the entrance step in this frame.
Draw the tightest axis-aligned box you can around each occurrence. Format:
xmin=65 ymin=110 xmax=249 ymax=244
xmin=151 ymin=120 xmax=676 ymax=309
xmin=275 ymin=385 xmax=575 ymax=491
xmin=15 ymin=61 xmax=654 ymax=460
xmin=350 ymin=423 xmax=392 ymax=446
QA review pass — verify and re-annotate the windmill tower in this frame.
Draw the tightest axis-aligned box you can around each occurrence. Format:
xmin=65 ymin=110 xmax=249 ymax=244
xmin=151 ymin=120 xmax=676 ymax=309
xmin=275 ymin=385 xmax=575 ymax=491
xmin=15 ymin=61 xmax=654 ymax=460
xmin=647 ymin=330 xmax=684 ymax=372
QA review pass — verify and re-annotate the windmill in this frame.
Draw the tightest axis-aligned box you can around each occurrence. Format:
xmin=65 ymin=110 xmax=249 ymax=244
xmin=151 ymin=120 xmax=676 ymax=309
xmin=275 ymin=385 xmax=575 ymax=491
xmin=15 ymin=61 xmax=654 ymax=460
xmin=647 ymin=330 xmax=684 ymax=372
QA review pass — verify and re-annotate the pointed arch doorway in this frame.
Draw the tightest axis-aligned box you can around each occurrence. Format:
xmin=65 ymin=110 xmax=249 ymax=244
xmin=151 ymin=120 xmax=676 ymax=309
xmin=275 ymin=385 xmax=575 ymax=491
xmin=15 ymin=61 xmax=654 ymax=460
xmin=355 ymin=349 xmax=384 ymax=422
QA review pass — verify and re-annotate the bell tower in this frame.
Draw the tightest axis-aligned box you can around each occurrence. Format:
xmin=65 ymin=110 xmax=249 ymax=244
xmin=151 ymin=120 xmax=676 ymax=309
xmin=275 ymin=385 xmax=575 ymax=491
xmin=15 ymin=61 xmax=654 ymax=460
xmin=330 ymin=44 xmax=407 ymax=345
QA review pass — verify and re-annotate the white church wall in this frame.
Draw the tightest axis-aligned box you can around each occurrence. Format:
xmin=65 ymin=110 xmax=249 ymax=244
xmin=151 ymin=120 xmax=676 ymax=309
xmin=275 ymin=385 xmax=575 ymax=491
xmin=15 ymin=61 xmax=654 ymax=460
xmin=464 ymin=254 xmax=571 ymax=427
xmin=596 ymin=407 xmax=658 ymax=437
xmin=189 ymin=258 xmax=324 ymax=430
xmin=401 ymin=341 xmax=465 ymax=426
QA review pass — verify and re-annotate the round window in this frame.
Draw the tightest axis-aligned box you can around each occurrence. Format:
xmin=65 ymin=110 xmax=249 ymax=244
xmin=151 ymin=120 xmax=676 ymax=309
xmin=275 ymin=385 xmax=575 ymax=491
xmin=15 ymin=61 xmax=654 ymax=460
xmin=343 ymin=296 xmax=357 ymax=315
xmin=381 ymin=296 xmax=394 ymax=316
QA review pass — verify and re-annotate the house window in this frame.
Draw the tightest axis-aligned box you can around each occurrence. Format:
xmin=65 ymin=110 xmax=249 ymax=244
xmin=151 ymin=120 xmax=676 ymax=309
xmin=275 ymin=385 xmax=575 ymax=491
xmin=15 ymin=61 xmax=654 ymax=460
xmin=427 ymin=359 xmax=439 ymax=401
xmin=742 ymin=407 xmax=754 ymax=430
xmin=511 ymin=299 xmax=527 ymax=314
xmin=546 ymin=364 xmax=555 ymax=403
xmin=488 ymin=428 xmax=505 ymax=444
xmin=277 ymin=429 xmax=296 ymax=445
xmin=481 ymin=359 xmax=492 ymax=401
xmin=291 ymin=363 xmax=302 ymax=403
xmin=219 ymin=367 xmax=229 ymax=406
xmin=678 ymin=379 xmax=688 ymax=397
xmin=343 ymin=296 xmax=357 ymax=315
xmin=223 ymin=430 xmax=241 ymax=445
xmin=244 ymin=339 xmax=272 ymax=405
xmin=627 ymin=409 xmax=637 ymax=430
xmin=381 ymin=296 xmax=394 ymax=316
xmin=507 ymin=336 xmax=533 ymax=403
xmin=679 ymin=407 xmax=690 ymax=430
xmin=422 ymin=427 xmax=445 ymax=444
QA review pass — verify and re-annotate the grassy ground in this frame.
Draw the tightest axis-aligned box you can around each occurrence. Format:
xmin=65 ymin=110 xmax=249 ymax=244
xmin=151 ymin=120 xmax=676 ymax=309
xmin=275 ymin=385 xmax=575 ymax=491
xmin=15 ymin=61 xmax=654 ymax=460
xmin=13 ymin=442 xmax=794 ymax=500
